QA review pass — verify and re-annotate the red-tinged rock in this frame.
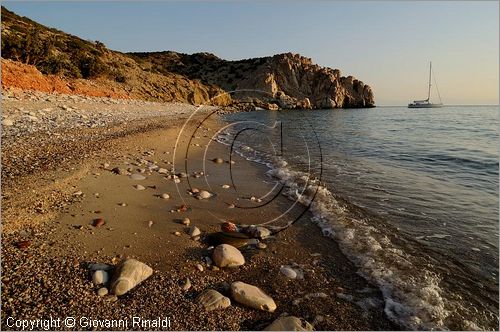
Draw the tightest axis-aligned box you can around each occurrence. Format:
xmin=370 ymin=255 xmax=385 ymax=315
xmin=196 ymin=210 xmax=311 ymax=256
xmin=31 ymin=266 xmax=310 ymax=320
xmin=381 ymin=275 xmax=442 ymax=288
xmin=92 ymin=218 xmax=105 ymax=227
xmin=16 ymin=240 xmax=31 ymax=249
xmin=221 ymin=221 xmax=238 ymax=233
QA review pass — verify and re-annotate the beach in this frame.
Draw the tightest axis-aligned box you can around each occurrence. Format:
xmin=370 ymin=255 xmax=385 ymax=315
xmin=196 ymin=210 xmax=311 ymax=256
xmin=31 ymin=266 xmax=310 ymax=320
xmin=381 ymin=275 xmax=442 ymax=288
xmin=1 ymin=89 xmax=396 ymax=331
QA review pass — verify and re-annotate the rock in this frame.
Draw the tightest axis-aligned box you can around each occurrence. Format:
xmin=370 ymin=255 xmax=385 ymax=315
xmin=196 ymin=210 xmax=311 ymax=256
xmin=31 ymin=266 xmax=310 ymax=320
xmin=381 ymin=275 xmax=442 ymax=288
xmin=133 ymin=184 xmax=146 ymax=190
xmin=182 ymin=218 xmax=191 ymax=226
xmin=148 ymin=220 xmax=154 ymax=227
xmin=220 ymin=221 xmax=238 ymax=232
xmin=129 ymin=174 xmax=146 ymax=180
xmin=189 ymin=226 xmax=201 ymax=237
xmin=2 ymin=119 xmax=14 ymax=126
xmin=92 ymin=218 xmax=105 ymax=227
xmin=97 ymin=287 xmax=109 ymax=297
xmin=161 ymin=193 xmax=170 ymax=199
xmin=212 ymin=158 xmax=224 ymax=164
xmin=181 ymin=278 xmax=191 ymax=291
xmin=247 ymin=226 xmax=271 ymax=239
xmin=111 ymin=167 xmax=127 ymax=175
xmin=257 ymin=242 xmax=267 ymax=249
xmin=15 ymin=240 xmax=31 ymax=249
xmin=195 ymin=264 xmax=204 ymax=272
xmin=222 ymin=184 xmax=230 ymax=189
xmin=264 ymin=316 xmax=313 ymax=331
xmin=173 ymin=231 xmax=181 ymax=236
xmin=92 ymin=270 xmax=109 ymax=285
xmin=158 ymin=168 xmax=168 ymax=174
xmin=110 ymin=259 xmax=153 ymax=296
xmin=197 ymin=190 xmax=212 ymax=199
xmin=196 ymin=289 xmax=231 ymax=311
xmin=280 ymin=266 xmax=298 ymax=279
xmin=230 ymin=281 xmax=276 ymax=312
xmin=212 ymin=244 xmax=245 ymax=268
xmin=266 ymin=103 xmax=280 ymax=111
xmin=103 ymin=295 xmax=118 ymax=302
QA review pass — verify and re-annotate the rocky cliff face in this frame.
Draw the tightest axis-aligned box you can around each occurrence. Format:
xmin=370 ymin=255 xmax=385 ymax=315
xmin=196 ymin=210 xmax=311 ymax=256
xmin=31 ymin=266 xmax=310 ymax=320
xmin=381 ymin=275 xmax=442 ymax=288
xmin=131 ymin=52 xmax=375 ymax=109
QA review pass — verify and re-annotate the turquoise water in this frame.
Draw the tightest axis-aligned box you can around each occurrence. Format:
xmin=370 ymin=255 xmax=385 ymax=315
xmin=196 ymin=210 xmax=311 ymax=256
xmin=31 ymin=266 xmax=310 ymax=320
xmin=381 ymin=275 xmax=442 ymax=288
xmin=221 ymin=105 xmax=498 ymax=330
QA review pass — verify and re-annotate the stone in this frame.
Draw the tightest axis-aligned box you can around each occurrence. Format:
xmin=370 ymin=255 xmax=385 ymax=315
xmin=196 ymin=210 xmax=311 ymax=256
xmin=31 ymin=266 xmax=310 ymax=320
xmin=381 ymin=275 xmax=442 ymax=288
xmin=189 ymin=226 xmax=201 ymax=237
xmin=196 ymin=289 xmax=231 ymax=311
xmin=222 ymin=184 xmax=230 ymax=189
xmin=97 ymin=287 xmax=109 ymax=297
xmin=280 ymin=266 xmax=297 ymax=279
xmin=111 ymin=167 xmax=127 ymax=175
xmin=197 ymin=190 xmax=212 ymax=199
xmin=220 ymin=222 xmax=238 ymax=232
xmin=133 ymin=184 xmax=146 ymax=190
xmin=103 ymin=295 xmax=118 ymax=302
xmin=212 ymin=244 xmax=245 ymax=268
xmin=158 ymin=168 xmax=168 ymax=174
xmin=248 ymin=226 xmax=271 ymax=239
xmin=92 ymin=218 xmax=105 ymax=227
xmin=181 ymin=278 xmax=191 ymax=291
xmin=195 ymin=264 xmax=204 ymax=272
xmin=182 ymin=218 xmax=191 ymax=226
xmin=15 ymin=241 xmax=31 ymax=249
xmin=230 ymin=281 xmax=276 ymax=312
xmin=257 ymin=242 xmax=267 ymax=249
xmin=264 ymin=316 xmax=313 ymax=331
xmin=173 ymin=231 xmax=181 ymax=236
xmin=212 ymin=158 xmax=224 ymax=164
xmin=148 ymin=220 xmax=154 ymax=227
xmin=161 ymin=193 xmax=170 ymax=199
xmin=110 ymin=259 xmax=153 ymax=296
xmin=2 ymin=119 xmax=14 ymax=126
xmin=92 ymin=270 xmax=109 ymax=285
xmin=130 ymin=174 xmax=146 ymax=180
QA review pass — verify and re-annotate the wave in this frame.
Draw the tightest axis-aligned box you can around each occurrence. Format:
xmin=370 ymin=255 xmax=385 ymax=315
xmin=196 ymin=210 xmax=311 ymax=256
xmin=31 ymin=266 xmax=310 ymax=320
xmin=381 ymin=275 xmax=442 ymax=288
xmin=215 ymin=132 xmax=486 ymax=331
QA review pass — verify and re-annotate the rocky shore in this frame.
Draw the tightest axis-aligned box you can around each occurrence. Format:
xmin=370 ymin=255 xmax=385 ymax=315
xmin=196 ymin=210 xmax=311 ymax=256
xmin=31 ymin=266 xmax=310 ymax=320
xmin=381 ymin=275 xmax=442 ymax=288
xmin=1 ymin=90 xmax=396 ymax=331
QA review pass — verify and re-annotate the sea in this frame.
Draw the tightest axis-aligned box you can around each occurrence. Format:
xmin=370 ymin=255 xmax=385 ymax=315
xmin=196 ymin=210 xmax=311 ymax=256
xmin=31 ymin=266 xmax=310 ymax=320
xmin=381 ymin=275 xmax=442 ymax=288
xmin=218 ymin=105 xmax=499 ymax=330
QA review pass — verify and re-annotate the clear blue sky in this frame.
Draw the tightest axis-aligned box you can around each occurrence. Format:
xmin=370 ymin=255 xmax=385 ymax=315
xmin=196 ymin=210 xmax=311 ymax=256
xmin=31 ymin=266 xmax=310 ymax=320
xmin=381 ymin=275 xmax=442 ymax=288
xmin=3 ymin=1 xmax=499 ymax=105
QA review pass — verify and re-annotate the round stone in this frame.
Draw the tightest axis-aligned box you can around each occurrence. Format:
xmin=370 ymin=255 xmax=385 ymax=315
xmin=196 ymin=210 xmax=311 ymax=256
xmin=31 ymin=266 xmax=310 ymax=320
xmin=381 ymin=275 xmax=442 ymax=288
xmin=97 ymin=287 xmax=108 ymax=297
xmin=130 ymin=174 xmax=146 ymax=180
xmin=161 ymin=193 xmax=170 ymax=199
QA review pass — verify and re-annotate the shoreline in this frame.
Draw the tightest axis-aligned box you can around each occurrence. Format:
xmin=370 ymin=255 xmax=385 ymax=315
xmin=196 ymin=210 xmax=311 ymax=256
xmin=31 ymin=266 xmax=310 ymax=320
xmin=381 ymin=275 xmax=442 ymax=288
xmin=1 ymin=90 xmax=397 ymax=330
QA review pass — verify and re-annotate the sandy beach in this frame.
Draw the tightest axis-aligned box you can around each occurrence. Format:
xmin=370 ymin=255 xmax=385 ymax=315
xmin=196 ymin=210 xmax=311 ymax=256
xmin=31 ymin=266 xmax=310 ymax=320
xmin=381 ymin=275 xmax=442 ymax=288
xmin=0 ymin=89 xmax=398 ymax=331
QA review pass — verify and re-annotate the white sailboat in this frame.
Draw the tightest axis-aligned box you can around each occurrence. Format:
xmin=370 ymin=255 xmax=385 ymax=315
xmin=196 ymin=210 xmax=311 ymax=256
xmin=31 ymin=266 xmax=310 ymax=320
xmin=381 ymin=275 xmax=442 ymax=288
xmin=408 ymin=62 xmax=443 ymax=108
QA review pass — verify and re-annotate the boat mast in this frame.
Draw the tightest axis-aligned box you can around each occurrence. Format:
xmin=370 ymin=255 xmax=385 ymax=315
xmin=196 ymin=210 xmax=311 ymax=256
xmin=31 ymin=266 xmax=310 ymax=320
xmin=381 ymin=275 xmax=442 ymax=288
xmin=427 ymin=61 xmax=432 ymax=101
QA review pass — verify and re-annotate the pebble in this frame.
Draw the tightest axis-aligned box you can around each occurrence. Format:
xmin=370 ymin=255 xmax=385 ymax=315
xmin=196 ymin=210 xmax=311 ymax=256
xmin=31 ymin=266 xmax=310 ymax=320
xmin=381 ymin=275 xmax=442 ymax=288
xmin=212 ymin=158 xmax=224 ymax=164
xmin=148 ymin=220 xmax=154 ymax=227
xmin=158 ymin=168 xmax=168 ymax=174
xmin=111 ymin=167 xmax=127 ymax=175
xmin=212 ymin=244 xmax=245 ymax=268
xmin=2 ymin=119 xmax=14 ymax=126
xmin=181 ymin=278 xmax=191 ymax=291
xmin=280 ymin=266 xmax=298 ymax=279
xmin=189 ymin=226 xmax=201 ymax=237
xmin=161 ymin=193 xmax=170 ymax=199
xmin=15 ymin=240 xmax=31 ymax=249
xmin=195 ymin=264 xmax=204 ymax=272
xmin=264 ymin=316 xmax=313 ymax=331
xmin=222 ymin=184 xmax=230 ymax=189
xmin=133 ymin=184 xmax=146 ymax=190
xmin=173 ymin=178 xmax=181 ymax=183
xmin=197 ymin=190 xmax=212 ymax=199
xmin=92 ymin=218 xmax=106 ymax=227
xmin=230 ymin=281 xmax=276 ymax=312
xmin=130 ymin=174 xmax=146 ymax=180
xmin=257 ymin=242 xmax=267 ymax=249
xmin=103 ymin=295 xmax=118 ymax=302
xmin=92 ymin=270 xmax=109 ymax=285
xmin=196 ymin=289 xmax=231 ymax=311
xmin=118 ymin=202 xmax=127 ymax=207
xmin=97 ymin=287 xmax=109 ymax=297
xmin=182 ymin=218 xmax=191 ymax=226
xmin=173 ymin=231 xmax=181 ymax=236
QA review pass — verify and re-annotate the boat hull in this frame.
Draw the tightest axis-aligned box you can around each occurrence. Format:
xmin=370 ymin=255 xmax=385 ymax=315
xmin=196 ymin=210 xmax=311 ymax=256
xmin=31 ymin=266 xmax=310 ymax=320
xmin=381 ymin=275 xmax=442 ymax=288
xmin=408 ymin=103 xmax=443 ymax=108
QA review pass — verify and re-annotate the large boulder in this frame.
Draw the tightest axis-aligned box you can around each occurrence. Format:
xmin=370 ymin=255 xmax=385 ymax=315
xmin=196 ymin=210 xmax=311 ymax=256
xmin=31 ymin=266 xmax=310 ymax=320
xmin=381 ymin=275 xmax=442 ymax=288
xmin=264 ymin=316 xmax=314 ymax=331
xmin=110 ymin=259 xmax=153 ymax=296
xmin=196 ymin=289 xmax=231 ymax=311
xmin=212 ymin=244 xmax=245 ymax=268
xmin=230 ymin=281 xmax=276 ymax=312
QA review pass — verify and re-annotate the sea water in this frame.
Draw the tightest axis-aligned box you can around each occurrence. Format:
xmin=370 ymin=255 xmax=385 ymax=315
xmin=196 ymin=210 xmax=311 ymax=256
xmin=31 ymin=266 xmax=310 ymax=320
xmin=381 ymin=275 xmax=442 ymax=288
xmin=219 ymin=105 xmax=498 ymax=330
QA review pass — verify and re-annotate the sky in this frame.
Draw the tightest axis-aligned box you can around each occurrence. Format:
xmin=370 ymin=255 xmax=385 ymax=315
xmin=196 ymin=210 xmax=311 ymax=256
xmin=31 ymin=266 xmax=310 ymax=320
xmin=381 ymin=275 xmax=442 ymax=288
xmin=3 ymin=1 xmax=499 ymax=106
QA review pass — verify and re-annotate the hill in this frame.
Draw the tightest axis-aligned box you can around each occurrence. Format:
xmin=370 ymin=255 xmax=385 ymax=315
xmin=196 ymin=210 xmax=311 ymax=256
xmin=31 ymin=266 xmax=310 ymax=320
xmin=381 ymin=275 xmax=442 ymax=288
xmin=1 ymin=6 xmax=374 ymax=109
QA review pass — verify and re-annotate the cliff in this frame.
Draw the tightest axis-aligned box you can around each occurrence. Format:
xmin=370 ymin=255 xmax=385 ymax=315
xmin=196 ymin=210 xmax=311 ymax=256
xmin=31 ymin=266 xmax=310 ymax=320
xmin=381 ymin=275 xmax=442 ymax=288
xmin=1 ymin=6 xmax=374 ymax=109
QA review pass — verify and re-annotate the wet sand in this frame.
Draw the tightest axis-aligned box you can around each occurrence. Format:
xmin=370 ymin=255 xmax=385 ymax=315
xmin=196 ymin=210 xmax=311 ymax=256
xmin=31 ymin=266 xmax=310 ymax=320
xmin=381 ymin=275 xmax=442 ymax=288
xmin=1 ymin=91 xmax=398 ymax=330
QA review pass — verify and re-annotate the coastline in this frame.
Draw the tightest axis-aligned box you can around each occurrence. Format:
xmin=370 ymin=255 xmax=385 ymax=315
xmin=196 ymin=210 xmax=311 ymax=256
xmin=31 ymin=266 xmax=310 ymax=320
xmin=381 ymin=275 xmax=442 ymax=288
xmin=1 ymin=90 xmax=397 ymax=330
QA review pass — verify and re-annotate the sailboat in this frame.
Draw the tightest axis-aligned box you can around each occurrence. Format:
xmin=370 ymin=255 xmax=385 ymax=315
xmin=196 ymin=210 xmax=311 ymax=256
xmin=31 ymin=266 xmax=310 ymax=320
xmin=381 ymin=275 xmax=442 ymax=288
xmin=408 ymin=62 xmax=443 ymax=108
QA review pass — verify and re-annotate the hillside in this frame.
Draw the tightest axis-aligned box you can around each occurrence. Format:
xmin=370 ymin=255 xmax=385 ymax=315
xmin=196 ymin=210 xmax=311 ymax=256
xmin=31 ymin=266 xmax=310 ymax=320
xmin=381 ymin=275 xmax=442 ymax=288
xmin=1 ymin=6 xmax=374 ymax=109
